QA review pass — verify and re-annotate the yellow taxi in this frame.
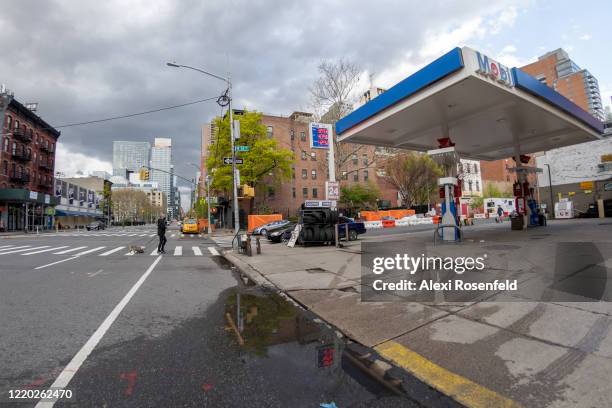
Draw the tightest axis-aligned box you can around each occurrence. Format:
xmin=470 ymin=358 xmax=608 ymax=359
xmin=182 ymin=218 xmax=199 ymax=234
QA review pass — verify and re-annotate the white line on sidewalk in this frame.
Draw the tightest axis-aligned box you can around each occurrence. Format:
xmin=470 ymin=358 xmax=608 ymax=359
xmin=174 ymin=246 xmax=182 ymax=256
xmin=207 ymin=246 xmax=220 ymax=256
xmin=21 ymin=246 xmax=69 ymax=255
xmin=192 ymin=246 xmax=202 ymax=256
xmin=34 ymin=256 xmax=163 ymax=408
xmin=54 ymin=246 xmax=87 ymax=254
xmin=34 ymin=256 xmax=79 ymax=270
xmin=0 ymin=246 xmax=46 ymax=255
xmin=98 ymin=246 xmax=126 ymax=256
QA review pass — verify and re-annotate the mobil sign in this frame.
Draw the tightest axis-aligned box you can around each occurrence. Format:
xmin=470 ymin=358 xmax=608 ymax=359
xmin=309 ymin=122 xmax=332 ymax=149
xmin=474 ymin=51 xmax=514 ymax=88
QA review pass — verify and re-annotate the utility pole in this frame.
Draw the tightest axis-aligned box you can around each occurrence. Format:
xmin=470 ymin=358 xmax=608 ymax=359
xmin=206 ymin=175 xmax=212 ymax=234
xmin=228 ymin=78 xmax=240 ymax=235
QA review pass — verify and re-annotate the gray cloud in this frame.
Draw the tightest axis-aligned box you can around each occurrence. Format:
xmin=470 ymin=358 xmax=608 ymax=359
xmin=0 ymin=0 xmax=521 ymax=184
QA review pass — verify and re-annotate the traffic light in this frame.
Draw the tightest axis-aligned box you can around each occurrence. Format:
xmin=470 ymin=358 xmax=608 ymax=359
xmin=139 ymin=167 xmax=150 ymax=181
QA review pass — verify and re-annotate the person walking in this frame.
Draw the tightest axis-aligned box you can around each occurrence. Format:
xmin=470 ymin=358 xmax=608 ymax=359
xmin=157 ymin=213 xmax=167 ymax=254
xmin=497 ymin=205 xmax=504 ymax=223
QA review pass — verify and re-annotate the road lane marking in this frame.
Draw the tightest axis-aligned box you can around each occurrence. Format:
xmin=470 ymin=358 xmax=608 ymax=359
xmin=0 ymin=244 xmax=16 ymax=249
xmin=35 ymin=256 xmax=79 ymax=270
xmin=150 ymin=248 xmax=159 ymax=255
xmin=87 ymin=269 xmax=104 ymax=278
xmin=0 ymin=246 xmax=47 ymax=255
xmin=99 ymin=246 xmax=126 ymax=256
xmin=171 ymin=233 xmax=176 ymax=238
xmin=174 ymin=246 xmax=182 ymax=256
xmin=374 ymin=341 xmax=521 ymax=408
xmin=128 ymin=233 xmax=137 ymax=236
xmin=139 ymin=234 xmax=147 ymax=237
xmin=207 ymin=246 xmax=220 ymax=256
xmin=54 ymin=246 xmax=87 ymax=254
xmin=21 ymin=246 xmax=69 ymax=255
xmin=34 ymin=256 xmax=163 ymax=408
xmin=192 ymin=246 xmax=202 ymax=256
xmin=0 ymin=245 xmax=32 ymax=252
xmin=74 ymin=246 xmax=106 ymax=256
xmin=149 ymin=234 xmax=155 ymax=237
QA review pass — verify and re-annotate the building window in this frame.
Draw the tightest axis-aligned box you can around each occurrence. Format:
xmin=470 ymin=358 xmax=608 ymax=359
xmin=290 ymin=129 xmax=295 ymax=140
xmin=458 ymin=163 xmax=463 ymax=173
xmin=302 ymin=169 xmax=307 ymax=179
xmin=302 ymin=187 xmax=308 ymax=198
xmin=310 ymin=152 xmax=316 ymax=161
xmin=352 ymin=153 xmax=358 ymax=164
xmin=465 ymin=163 xmax=470 ymax=174
xmin=363 ymin=169 xmax=369 ymax=181
xmin=300 ymin=131 xmax=306 ymax=142
xmin=475 ymin=180 xmax=480 ymax=192
xmin=2 ymin=160 xmax=7 ymax=176
xmin=311 ymin=169 xmax=317 ymax=180
xmin=363 ymin=154 xmax=368 ymax=165
xmin=2 ymin=137 xmax=8 ymax=152
xmin=353 ymin=172 xmax=358 ymax=182
xmin=14 ymin=120 xmax=19 ymax=131
xmin=291 ymin=166 xmax=295 ymax=179
xmin=341 ymin=171 xmax=348 ymax=180
xmin=35 ymin=133 xmax=39 ymax=144
xmin=468 ymin=180 xmax=473 ymax=192
xmin=301 ymin=151 xmax=307 ymax=160
xmin=11 ymin=141 xmax=16 ymax=155
xmin=266 ymin=126 xmax=273 ymax=138
xmin=473 ymin=163 xmax=478 ymax=173
xmin=292 ymin=187 xmax=296 ymax=198
xmin=6 ymin=116 xmax=11 ymax=130
xmin=268 ymin=187 xmax=275 ymax=198
xmin=312 ymin=188 xmax=318 ymax=198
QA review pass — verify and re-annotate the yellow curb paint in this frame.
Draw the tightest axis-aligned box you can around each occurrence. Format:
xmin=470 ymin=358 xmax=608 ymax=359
xmin=375 ymin=341 xmax=522 ymax=408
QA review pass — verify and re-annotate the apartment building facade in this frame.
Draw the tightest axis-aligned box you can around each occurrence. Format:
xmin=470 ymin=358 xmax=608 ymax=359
xmin=1 ymin=94 xmax=60 ymax=231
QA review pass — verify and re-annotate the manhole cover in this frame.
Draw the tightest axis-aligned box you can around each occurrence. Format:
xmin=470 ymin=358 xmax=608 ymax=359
xmin=483 ymin=244 xmax=521 ymax=251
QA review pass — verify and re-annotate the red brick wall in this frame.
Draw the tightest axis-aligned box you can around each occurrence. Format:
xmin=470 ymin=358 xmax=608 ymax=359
xmin=1 ymin=108 xmax=57 ymax=195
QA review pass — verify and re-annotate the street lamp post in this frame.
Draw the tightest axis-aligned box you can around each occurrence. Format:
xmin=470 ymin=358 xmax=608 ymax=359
xmin=206 ymin=174 xmax=212 ymax=234
xmin=167 ymin=62 xmax=240 ymax=235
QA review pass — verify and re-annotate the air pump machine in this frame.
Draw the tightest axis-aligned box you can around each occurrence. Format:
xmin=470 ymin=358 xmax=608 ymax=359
xmin=428 ymin=138 xmax=461 ymax=242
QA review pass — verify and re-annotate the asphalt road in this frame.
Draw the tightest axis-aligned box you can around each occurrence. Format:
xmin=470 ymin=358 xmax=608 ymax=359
xmin=0 ymin=225 xmax=421 ymax=408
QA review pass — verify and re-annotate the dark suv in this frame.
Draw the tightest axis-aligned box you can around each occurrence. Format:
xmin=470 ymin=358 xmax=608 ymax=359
xmin=86 ymin=221 xmax=105 ymax=231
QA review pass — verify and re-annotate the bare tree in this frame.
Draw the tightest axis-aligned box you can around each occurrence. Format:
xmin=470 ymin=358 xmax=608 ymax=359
xmin=309 ymin=59 xmax=377 ymax=181
xmin=384 ymin=152 xmax=442 ymax=207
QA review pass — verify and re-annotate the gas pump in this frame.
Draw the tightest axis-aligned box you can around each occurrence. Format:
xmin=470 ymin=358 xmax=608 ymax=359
xmin=428 ymin=138 xmax=461 ymax=242
xmin=511 ymin=155 xmax=542 ymax=229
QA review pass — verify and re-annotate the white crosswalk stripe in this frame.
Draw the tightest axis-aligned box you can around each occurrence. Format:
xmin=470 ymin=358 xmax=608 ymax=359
xmin=139 ymin=234 xmax=148 ymax=237
xmin=0 ymin=244 xmax=17 ymax=249
xmin=54 ymin=246 xmax=87 ymax=254
xmin=208 ymin=246 xmax=220 ymax=256
xmin=171 ymin=233 xmax=176 ymax=238
xmin=0 ymin=245 xmax=41 ymax=255
xmin=21 ymin=246 xmax=69 ymax=255
xmin=150 ymin=248 xmax=159 ymax=255
xmin=74 ymin=246 xmax=106 ymax=256
xmin=174 ymin=246 xmax=182 ymax=256
xmin=192 ymin=246 xmax=202 ymax=256
xmin=99 ymin=246 xmax=126 ymax=256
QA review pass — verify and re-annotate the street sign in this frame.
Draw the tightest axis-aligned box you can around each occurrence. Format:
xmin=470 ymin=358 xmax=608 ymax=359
xmin=326 ymin=181 xmax=339 ymax=200
xmin=223 ymin=157 xmax=243 ymax=165
xmin=287 ymin=224 xmax=302 ymax=248
xmin=235 ymin=145 xmax=249 ymax=152
xmin=304 ymin=200 xmax=336 ymax=208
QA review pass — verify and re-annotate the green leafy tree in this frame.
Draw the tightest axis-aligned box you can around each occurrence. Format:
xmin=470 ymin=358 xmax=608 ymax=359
xmin=384 ymin=152 xmax=442 ymax=207
xmin=483 ymin=182 xmax=512 ymax=198
xmin=340 ymin=182 xmax=380 ymax=213
xmin=470 ymin=196 xmax=484 ymax=211
xmin=206 ymin=110 xmax=294 ymax=193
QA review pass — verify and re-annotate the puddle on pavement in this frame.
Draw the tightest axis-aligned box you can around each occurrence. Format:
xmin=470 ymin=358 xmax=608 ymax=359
xmin=224 ymin=287 xmax=415 ymax=407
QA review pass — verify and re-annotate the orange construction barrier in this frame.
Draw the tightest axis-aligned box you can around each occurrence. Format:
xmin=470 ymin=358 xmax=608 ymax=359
xmin=382 ymin=219 xmax=396 ymax=228
xmin=360 ymin=210 xmax=416 ymax=221
xmin=248 ymin=214 xmax=283 ymax=232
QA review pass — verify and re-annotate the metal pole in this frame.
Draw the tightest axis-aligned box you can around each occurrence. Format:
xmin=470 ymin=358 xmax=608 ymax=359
xmin=207 ymin=176 xmax=212 ymax=234
xmin=229 ymin=77 xmax=239 ymax=235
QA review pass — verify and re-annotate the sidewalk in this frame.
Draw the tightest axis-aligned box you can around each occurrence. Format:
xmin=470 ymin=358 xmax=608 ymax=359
xmin=224 ymin=219 xmax=612 ymax=408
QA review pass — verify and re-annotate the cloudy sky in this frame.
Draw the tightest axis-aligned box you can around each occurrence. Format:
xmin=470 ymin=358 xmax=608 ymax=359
xmin=1 ymin=0 xmax=610 ymax=187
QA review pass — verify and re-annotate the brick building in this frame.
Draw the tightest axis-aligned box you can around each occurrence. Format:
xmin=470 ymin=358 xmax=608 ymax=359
xmin=1 ymin=93 xmax=60 ymax=231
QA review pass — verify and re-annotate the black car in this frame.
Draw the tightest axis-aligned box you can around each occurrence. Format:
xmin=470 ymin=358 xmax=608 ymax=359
xmin=86 ymin=221 xmax=105 ymax=231
xmin=267 ymin=222 xmax=297 ymax=243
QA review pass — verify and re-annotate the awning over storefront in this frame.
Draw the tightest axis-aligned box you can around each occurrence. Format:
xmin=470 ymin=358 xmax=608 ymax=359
xmin=0 ymin=189 xmax=58 ymax=205
xmin=336 ymin=47 xmax=603 ymax=161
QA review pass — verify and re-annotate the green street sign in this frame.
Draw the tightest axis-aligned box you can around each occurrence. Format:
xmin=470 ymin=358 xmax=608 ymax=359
xmin=235 ymin=145 xmax=249 ymax=152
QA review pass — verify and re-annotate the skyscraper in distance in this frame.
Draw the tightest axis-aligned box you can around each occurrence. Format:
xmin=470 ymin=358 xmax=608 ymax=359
xmin=150 ymin=138 xmax=174 ymax=218
xmin=112 ymin=141 xmax=150 ymax=178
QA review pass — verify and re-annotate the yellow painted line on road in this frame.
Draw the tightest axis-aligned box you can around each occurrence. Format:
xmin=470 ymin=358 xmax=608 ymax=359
xmin=375 ymin=341 xmax=522 ymax=408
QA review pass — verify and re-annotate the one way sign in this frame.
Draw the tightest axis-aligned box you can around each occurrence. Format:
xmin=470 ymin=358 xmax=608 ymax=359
xmin=223 ymin=157 xmax=243 ymax=165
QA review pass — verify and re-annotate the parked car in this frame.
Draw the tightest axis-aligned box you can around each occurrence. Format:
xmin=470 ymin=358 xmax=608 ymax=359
xmin=337 ymin=216 xmax=367 ymax=241
xmin=86 ymin=221 xmax=105 ymax=231
xmin=267 ymin=222 xmax=297 ymax=243
xmin=254 ymin=220 xmax=290 ymax=236
xmin=182 ymin=218 xmax=198 ymax=234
